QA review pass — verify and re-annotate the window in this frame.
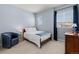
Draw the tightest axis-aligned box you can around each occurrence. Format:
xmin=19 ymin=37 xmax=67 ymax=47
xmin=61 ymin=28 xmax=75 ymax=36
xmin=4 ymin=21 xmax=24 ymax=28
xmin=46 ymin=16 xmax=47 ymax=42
xmin=37 ymin=16 xmax=43 ymax=26
xmin=57 ymin=7 xmax=73 ymax=28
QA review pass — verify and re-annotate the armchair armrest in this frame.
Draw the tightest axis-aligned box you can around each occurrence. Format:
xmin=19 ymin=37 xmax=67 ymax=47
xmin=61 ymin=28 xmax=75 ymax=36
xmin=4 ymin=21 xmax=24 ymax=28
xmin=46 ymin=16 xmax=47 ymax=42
xmin=1 ymin=33 xmax=11 ymax=40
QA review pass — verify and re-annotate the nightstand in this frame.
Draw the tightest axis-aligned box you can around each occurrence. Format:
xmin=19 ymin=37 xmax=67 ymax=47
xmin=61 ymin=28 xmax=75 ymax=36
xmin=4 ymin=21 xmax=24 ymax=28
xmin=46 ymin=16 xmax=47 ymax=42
xmin=19 ymin=29 xmax=25 ymax=42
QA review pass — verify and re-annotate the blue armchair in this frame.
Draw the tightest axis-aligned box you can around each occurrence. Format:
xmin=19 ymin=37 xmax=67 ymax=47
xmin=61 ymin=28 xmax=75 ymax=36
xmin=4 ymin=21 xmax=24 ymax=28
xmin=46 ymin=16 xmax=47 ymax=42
xmin=1 ymin=32 xmax=19 ymax=48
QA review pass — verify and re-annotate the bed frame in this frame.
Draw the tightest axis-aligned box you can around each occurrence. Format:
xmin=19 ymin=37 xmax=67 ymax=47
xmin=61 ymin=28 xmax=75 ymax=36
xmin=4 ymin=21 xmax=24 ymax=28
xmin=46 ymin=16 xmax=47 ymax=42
xmin=23 ymin=29 xmax=52 ymax=48
xmin=24 ymin=34 xmax=52 ymax=48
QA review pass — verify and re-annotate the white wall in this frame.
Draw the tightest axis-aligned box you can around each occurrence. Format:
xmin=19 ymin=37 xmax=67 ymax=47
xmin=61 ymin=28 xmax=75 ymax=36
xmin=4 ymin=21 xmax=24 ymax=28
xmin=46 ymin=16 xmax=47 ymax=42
xmin=35 ymin=9 xmax=54 ymax=38
xmin=0 ymin=5 xmax=35 ymax=44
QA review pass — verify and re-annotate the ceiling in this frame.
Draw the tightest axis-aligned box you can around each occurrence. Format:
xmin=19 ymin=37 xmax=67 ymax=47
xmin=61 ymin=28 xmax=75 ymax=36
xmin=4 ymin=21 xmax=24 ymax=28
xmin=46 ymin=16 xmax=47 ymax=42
xmin=13 ymin=4 xmax=63 ymax=13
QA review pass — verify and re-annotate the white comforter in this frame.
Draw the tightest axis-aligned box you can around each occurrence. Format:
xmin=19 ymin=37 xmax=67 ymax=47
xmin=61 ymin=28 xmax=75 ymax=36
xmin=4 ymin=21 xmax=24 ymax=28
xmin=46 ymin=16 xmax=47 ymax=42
xmin=24 ymin=31 xmax=51 ymax=48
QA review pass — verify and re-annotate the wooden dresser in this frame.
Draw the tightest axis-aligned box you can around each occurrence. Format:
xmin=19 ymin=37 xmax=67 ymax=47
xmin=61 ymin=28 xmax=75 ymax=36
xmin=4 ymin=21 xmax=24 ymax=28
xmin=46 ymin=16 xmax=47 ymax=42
xmin=65 ymin=32 xmax=79 ymax=54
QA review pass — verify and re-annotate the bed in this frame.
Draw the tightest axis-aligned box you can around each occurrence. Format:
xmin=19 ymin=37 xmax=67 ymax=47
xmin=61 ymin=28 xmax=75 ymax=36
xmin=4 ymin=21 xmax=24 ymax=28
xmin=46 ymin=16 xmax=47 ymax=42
xmin=24 ymin=27 xmax=51 ymax=48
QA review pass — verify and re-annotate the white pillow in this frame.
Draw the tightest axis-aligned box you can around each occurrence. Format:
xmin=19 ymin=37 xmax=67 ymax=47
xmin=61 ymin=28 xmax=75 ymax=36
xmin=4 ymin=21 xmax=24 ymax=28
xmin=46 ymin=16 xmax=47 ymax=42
xmin=25 ymin=27 xmax=37 ymax=32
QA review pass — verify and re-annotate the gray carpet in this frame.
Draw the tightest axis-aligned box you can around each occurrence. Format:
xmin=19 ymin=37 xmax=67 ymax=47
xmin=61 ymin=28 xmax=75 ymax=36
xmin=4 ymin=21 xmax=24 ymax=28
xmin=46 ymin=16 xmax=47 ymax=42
xmin=0 ymin=40 xmax=65 ymax=54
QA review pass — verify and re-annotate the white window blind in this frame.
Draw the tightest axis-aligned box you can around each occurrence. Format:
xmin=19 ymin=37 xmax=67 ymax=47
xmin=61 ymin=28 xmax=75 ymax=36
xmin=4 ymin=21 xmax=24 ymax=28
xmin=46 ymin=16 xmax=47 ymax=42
xmin=57 ymin=7 xmax=73 ymax=28
xmin=37 ymin=16 xmax=43 ymax=26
